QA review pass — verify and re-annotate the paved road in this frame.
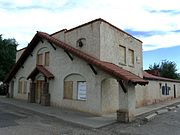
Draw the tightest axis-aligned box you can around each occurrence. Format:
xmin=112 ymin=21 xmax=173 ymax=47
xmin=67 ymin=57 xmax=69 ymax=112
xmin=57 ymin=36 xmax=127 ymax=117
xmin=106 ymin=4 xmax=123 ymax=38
xmin=1 ymin=101 xmax=180 ymax=135
xmin=102 ymin=106 xmax=180 ymax=135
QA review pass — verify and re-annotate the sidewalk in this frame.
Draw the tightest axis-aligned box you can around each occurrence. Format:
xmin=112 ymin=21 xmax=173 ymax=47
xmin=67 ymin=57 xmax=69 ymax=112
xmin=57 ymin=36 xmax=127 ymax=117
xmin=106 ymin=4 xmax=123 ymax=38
xmin=0 ymin=96 xmax=116 ymax=128
xmin=0 ymin=96 xmax=180 ymax=128
xmin=135 ymin=98 xmax=180 ymax=116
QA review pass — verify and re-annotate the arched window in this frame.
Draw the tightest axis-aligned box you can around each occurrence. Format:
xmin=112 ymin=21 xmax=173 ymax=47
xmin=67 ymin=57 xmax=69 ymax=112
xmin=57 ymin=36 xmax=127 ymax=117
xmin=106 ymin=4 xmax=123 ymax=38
xmin=64 ymin=74 xmax=87 ymax=101
xmin=18 ymin=77 xmax=27 ymax=94
xmin=36 ymin=47 xmax=50 ymax=66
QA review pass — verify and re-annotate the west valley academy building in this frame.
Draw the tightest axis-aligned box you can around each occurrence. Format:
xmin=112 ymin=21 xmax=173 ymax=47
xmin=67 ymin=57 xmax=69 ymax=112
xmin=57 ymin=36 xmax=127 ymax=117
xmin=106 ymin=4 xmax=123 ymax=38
xmin=4 ymin=18 xmax=180 ymax=122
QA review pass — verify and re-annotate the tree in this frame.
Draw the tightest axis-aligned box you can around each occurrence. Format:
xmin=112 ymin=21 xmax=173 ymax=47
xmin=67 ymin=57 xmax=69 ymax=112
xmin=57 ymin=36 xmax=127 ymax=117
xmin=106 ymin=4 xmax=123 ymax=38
xmin=149 ymin=62 xmax=160 ymax=71
xmin=149 ymin=60 xmax=180 ymax=79
xmin=0 ymin=35 xmax=18 ymax=82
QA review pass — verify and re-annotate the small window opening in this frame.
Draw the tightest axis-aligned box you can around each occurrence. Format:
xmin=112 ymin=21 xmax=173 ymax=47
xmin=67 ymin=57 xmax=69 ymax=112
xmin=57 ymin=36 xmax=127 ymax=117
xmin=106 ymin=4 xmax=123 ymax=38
xmin=77 ymin=38 xmax=86 ymax=48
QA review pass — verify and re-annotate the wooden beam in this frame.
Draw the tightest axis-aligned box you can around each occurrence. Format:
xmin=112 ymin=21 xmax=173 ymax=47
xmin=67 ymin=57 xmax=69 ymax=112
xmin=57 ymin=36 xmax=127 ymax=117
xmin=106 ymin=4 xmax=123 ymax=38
xmin=64 ymin=50 xmax=73 ymax=61
xmin=31 ymin=77 xmax=35 ymax=82
xmin=89 ymin=64 xmax=97 ymax=75
xmin=119 ymin=80 xmax=127 ymax=93
xmin=44 ymin=76 xmax=47 ymax=82
xmin=48 ymin=41 xmax=56 ymax=50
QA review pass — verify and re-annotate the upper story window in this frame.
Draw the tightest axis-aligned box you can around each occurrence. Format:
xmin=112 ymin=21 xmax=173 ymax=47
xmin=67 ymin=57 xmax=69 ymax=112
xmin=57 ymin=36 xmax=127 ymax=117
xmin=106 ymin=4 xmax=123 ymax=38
xmin=119 ymin=45 xmax=126 ymax=65
xmin=76 ymin=38 xmax=86 ymax=48
xmin=45 ymin=52 xmax=50 ymax=66
xmin=37 ymin=53 xmax=43 ymax=65
xmin=36 ymin=48 xmax=50 ymax=66
xmin=128 ymin=49 xmax=134 ymax=66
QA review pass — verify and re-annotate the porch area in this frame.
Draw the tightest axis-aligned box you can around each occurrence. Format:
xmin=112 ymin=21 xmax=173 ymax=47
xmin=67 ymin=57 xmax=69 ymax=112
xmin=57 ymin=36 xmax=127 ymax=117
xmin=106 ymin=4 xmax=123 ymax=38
xmin=27 ymin=65 xmax=54 ymax=106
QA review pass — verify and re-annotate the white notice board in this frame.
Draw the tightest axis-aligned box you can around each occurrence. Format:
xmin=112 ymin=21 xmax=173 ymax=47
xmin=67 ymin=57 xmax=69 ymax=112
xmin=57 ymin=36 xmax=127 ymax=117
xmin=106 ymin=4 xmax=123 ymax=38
xmin=77 ymin=81 xmax=86 ymax=100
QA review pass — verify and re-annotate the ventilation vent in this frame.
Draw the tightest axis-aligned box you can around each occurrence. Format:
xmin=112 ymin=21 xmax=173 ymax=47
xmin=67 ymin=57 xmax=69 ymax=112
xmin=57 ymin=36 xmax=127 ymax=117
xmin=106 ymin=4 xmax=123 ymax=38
xmin=77 ymin=38 xmax=86 ymax=48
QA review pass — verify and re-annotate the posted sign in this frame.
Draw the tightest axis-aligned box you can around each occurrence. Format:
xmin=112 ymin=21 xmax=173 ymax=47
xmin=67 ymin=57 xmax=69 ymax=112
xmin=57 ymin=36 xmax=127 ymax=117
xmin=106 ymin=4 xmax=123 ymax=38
xmin=77 ymin=82 xmax=86 ymax=100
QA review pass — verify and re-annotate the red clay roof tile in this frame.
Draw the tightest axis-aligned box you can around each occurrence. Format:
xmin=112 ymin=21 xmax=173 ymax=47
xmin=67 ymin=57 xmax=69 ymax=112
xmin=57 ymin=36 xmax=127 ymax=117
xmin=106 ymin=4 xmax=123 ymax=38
xmin=38 ymin=32 xmax=148 ymax=85
xmin=143 ymin=71 xmax=180 ymax=83
xmin=27 ymin=65 xmax=54 ymax=80
xmin=4 ymin=31 xmax=148 ymax=85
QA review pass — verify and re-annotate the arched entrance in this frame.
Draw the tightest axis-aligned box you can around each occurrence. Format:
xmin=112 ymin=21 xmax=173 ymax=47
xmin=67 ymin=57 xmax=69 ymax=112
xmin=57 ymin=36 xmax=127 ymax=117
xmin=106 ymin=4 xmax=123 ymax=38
xmin=35 ymin=75 xmax=44 ymax=103
xmin=27 ymin=65 xmax=54 ymax=106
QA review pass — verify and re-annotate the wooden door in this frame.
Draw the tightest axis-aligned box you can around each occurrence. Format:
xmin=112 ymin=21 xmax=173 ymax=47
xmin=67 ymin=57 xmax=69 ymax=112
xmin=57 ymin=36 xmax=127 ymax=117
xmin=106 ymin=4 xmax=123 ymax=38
xmin=174 ymin=84 xmax=176 ymax=98
xmin=35 ymin=80 xmax=44 ymax=103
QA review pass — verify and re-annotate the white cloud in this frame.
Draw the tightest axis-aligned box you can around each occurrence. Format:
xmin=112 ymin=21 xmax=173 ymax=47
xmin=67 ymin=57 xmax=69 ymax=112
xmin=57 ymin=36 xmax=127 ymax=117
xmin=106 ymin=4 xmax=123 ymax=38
xmin=141 ymin=32 xmax=180 ymax=51
xmin=0 ymin=0 xmax=69 ymax=9
xmin=0 ymin=0 xmax=180 ymax=50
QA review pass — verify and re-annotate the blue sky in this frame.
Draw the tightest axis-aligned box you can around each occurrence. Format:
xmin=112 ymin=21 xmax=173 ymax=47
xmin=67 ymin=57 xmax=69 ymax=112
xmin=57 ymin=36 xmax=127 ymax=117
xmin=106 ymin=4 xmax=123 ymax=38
xmin=143 ymin=46 xmax=180 ymax=72
xmin=0 ymin=0 xmax=180 ymax=72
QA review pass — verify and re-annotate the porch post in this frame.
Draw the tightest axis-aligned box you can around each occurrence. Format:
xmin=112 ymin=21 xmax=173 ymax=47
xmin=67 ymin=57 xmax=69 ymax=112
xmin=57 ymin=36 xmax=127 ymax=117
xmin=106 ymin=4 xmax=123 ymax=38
xmin=40 ymin=82 xmax=50 ymax=106
xmin=28 ymin=82 xmax=35 ymax=103
xmin=117 ymin=82 xmax=136 ymax=123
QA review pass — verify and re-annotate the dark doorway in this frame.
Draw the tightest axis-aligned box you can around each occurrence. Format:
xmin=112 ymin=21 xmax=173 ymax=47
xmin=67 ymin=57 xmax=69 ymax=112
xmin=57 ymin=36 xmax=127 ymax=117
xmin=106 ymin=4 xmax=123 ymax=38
xmin=35 ymin=80 xmax=44 ymax=104
xmin=174 ymin=84 xmax=176 ymax=98
xmin=10 ymin=81 xmax=14 ymax=98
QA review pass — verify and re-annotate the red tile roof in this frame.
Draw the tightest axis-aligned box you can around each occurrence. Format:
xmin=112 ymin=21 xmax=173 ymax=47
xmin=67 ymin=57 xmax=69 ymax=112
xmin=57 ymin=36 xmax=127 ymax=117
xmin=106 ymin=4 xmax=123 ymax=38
xmin=27 ymin=65 xmax=54 ymax=80
xmin=143 ymin=71 xmax=180 ymax=83
xmin=4 ymin=31 xmax=148 ymax=85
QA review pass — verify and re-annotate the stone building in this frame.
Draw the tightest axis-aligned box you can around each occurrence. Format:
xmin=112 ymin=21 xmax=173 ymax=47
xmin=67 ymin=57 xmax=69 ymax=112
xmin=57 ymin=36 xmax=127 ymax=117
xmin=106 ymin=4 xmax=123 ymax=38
xmin=136 ymin=71 xmax=180 ymax=107
xmin=4 ymin=18 xmax=180 ymax=122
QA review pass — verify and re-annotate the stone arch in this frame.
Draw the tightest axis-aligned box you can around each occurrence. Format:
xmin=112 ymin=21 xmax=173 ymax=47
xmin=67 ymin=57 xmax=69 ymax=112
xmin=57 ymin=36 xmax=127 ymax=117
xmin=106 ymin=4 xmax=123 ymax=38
xmin=64 ymin=73 xmax=86 ymax=81
xmin=35 ymin=74 xmax=45 ymax=81
xmin=36 ymin=47 xmax=50 ymax=66
xmin=19 ymin=77 xmax=26 ymax=80
xmin=64 ymin=73 xmax=87 ymax=100
xmin=101 ymin=78 xmax=119 ymax=113
xmin=37 ymin=47 xmax=49 ymax=54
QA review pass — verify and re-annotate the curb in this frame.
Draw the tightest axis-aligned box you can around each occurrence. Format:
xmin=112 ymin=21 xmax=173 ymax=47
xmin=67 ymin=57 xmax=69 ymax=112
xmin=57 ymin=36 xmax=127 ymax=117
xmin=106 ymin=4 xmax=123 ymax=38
xmin=156 ymin=109 xmax=168 ymax=115
xmin=167 ymin=106 xmax=176 ymax=111
xmin=144 ymin=113 xmax=157 ymax=122
xmin=144 ymin=104 xmax=180 ymax=122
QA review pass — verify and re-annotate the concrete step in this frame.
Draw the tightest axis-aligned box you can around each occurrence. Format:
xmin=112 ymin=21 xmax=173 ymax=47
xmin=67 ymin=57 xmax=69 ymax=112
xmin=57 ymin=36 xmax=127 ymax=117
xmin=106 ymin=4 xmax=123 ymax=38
xmin=167 ymin=106 xmax=176 ymax=111
xmin=156 ymin=109 xmax=168 ymax=115
xmin=144 ymin=113 xmax=157 ymax=122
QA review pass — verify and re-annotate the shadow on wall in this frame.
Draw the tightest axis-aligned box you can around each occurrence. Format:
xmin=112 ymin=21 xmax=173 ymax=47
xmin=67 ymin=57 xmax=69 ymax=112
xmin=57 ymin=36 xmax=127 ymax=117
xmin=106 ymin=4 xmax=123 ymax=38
xmin=0 ymin=83 xmax=8 ymax=95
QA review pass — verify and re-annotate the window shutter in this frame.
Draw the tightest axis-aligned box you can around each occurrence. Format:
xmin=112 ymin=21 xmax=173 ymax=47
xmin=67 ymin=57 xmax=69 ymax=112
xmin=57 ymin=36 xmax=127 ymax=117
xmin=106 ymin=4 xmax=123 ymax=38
xmin=45 ymin=52 xmax=50 ymax=66
xmin=128 ymin=49 xmax=134 ymax=66
xmin=37 ymin=54 xmax=43 ymax=65
xmin=119 ymin=45 xmax=126 ymax=64
xmin=64 ymin=81 xmax=73 ymax=99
